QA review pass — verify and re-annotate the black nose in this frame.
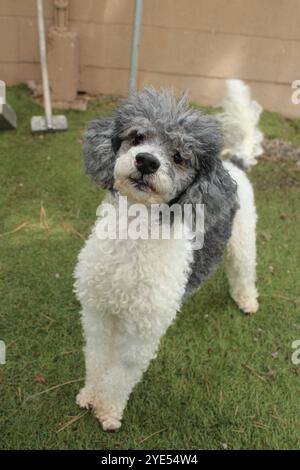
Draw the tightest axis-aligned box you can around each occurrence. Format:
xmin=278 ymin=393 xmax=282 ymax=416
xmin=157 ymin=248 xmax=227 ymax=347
xmin=135 ymin=153 xmax=160 ymax=175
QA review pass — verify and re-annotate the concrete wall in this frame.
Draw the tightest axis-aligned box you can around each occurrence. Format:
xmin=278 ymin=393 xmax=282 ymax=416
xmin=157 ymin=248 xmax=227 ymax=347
xmin=0 ymin=0 xmax=299 ymax=116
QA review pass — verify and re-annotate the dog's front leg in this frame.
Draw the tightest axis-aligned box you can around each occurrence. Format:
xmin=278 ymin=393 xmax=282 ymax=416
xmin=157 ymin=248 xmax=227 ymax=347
xmin=77 ymin=314 xmax=162 ymax=431
xmin=76 ymin=310 xmax=113 ymax=416
xmin=94 ymin=331 xmax=161 ymax=431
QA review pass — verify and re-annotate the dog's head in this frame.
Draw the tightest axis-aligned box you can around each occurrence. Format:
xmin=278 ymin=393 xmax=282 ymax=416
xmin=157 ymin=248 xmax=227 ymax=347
xmin=84 ymin=88 xmax=224 ymax=206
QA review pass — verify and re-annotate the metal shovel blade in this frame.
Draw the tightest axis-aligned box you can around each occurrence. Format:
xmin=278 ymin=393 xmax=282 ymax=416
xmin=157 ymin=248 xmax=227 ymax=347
xmin=31 ymin=115 xmax=68 ymax=134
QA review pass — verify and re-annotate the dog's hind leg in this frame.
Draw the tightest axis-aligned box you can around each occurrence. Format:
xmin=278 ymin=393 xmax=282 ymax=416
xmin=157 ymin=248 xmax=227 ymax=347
xmin=225 ymin=164 xmax=259 ymax=314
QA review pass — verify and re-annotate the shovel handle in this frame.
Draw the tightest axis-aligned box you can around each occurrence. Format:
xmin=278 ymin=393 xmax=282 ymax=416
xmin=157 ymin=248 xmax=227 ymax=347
xmin=37 ymin=0 xmax=52 ymax=127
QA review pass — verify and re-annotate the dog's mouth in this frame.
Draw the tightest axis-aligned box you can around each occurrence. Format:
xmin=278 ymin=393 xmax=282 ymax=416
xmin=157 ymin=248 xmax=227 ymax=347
xmin=129 ymin=177 xmax=156 ymax=193
xmin=114 ymin=173 xmax=169 ymax=204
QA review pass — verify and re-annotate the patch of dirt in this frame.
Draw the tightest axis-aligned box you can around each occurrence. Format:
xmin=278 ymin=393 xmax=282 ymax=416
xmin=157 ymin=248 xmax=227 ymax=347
xmin=262 ymin=138 xmax=300 ymax=163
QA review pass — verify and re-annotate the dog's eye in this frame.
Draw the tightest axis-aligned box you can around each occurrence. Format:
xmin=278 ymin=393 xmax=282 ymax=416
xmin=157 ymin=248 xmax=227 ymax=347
xmin=132 ymin=133 xmax=144 ymax=146
xmin=173 ymin=152 xmax=183 ymax=164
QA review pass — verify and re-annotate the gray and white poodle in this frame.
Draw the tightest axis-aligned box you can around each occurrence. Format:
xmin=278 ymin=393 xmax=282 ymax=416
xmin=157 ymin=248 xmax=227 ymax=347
xmin=74 ymin=80 xmax=263 ymax=431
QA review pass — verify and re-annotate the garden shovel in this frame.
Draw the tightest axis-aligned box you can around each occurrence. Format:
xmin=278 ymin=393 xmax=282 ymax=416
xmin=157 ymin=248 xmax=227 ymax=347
xmin=31 ymin=0 xmax=67 ymax=134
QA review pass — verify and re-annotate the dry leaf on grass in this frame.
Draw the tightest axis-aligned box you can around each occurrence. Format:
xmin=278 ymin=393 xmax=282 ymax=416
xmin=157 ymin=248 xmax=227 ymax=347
xmin=34 ymin=374 xmax=46 ymax=384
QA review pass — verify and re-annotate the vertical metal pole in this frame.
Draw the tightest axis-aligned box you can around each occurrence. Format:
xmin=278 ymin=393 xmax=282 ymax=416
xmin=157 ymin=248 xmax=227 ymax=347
xmin=128 ymin=0 xmax=144 ymax=95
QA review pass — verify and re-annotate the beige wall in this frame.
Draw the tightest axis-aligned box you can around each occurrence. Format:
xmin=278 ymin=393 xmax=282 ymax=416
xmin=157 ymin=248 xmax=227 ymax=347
xmin=0 ymin=0 xmax=299 ymax=116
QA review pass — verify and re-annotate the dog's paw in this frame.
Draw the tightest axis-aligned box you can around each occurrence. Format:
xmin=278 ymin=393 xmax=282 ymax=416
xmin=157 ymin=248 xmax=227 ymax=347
xmin=101 ymin=417 xmax=122 ymax=432
xmin=235 ymin=296 xmax=259 ymax=314
xmin=76 ymin=387 xmax=94 ymax=409
xmin=93 ymin=402 xmax=122 ymax=432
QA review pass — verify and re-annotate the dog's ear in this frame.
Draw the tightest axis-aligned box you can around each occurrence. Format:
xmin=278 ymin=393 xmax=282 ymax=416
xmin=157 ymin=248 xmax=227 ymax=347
xmin=182 ymin=111 xmax=224 ymax=176
xmin=83 ymin=118 xmax=120 ymax=189
xmin=173 ymin=111 xmax=239 ymax=228
xmin=176 ymin=159 xmax=238 ymax=232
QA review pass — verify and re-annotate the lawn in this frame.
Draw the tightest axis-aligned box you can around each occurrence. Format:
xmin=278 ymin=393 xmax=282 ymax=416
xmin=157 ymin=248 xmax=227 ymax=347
xmin=0 ymin=85 xmax=300 ymax=450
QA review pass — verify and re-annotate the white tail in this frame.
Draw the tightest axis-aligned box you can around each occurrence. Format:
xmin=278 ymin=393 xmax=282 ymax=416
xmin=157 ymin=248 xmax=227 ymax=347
xmin=218 ymin=79 xmax=264 ymax=169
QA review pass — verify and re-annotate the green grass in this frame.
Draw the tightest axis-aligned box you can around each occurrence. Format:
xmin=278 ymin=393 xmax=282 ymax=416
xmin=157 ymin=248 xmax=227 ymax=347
xmin=0 ymin=85 xmax=300 ymax=450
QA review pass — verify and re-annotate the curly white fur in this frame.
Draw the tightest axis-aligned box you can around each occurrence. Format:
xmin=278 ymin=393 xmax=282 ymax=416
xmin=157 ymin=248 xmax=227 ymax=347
xmin=74 ymin=193 xmax=193 ymax=430
xmin=224 ymin=162 xmax=258 ymax=314
xmin=218 ymin=79 xmax=264 ymax=167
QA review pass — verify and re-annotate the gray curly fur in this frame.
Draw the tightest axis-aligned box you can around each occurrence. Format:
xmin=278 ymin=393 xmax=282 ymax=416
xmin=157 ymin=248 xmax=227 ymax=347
xmin=182 ymin=165 xmax=238 ymax=297
xmin=113 ymin=88 xmax=224 ymax=173
xmin=83 ymin=87 xmax=238 ymax=298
